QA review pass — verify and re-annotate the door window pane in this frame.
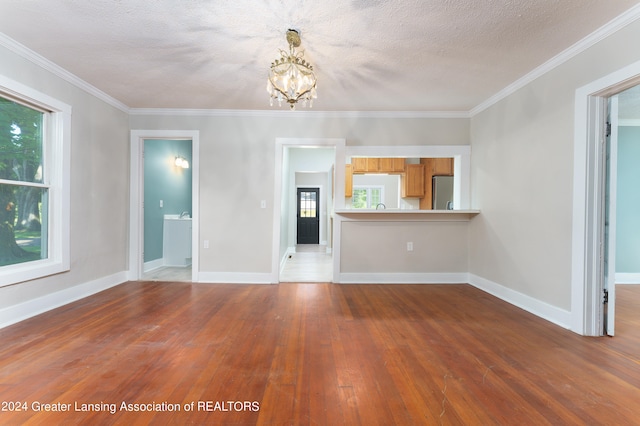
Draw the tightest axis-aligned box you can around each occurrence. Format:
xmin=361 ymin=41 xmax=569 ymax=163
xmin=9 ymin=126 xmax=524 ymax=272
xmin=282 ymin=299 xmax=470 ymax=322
xmin=299 ymin=191 xmax=317 ymax=217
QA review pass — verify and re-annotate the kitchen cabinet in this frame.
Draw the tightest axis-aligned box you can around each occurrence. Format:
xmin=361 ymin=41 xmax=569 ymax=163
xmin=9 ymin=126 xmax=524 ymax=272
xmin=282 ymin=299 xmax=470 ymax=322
xmin=401 ymin=164 xmax=425 ymax=198
xmin=419 ymin=157 xmax=454 ymax=209
xmin=351 ymin=157 xmax=369 ymax=173
xmin=352 ymin=157 xmax=405 ymax=173
xmin=378 ymin=157 xmax=405 ymax=173
xmin=345 ymin=164 xmax=353 ymax=197
xmin=432 ymin=158 xmax=454 ymax=176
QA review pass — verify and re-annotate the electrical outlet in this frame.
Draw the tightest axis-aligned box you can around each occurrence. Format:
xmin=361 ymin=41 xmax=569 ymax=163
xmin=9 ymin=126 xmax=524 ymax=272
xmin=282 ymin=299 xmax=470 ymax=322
xmin=203 ymin=240 xmax=209 ymax=249
xmin=407 ymin=242 xmax=413 ymax=252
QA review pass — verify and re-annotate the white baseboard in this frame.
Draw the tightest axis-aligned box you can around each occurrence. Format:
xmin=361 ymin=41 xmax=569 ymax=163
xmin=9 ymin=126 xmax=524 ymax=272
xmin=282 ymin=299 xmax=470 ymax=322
xmin=615 ymin=273 xmax=640 ymax=284
xmin=338 ymin=272 xmax=468 ymax=284
xmin=280 ymin=247 xmax=296 ymax=274
xmin=0 ymin=271 xmax=127 ymax=330
xmin=197 ymin=272 xmax=274 ymax=284
xmin=143 ymin=258 xmax=164 ymax=272
xmin=468 ymin=273 xmax=572 ymax=330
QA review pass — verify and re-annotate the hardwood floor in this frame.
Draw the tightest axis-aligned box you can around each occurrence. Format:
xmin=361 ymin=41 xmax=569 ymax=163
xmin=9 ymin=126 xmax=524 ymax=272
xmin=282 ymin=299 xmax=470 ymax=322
xmin=0 ymin=283 xmax=639 ymax=425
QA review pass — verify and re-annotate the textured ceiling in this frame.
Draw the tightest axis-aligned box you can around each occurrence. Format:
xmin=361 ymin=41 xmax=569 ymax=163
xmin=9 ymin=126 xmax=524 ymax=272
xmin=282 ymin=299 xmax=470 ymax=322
xmin=0 ymin=0 xmax=639 ymax=112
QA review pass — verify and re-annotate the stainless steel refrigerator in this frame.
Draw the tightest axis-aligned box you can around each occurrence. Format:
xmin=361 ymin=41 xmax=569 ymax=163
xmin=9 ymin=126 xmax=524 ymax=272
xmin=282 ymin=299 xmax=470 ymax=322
xmin=433 ymin=176 xmax=454 ymax=210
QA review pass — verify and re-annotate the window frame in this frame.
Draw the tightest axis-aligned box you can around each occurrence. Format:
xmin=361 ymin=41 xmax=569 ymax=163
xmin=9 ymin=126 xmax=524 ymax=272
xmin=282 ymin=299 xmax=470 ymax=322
xmin=0 ymin=75 xmax=71 ymax=287
xmin=352 ymin=185 xmax=385 ymax=209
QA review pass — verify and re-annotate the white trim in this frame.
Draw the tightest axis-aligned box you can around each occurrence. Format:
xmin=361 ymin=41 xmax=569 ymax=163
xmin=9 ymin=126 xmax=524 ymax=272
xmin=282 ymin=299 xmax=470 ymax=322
xmin=280 ymin=247 xmax=296 ymax=274
xmin=129 ymin=108 xmax=469 ymax=119
xmin=0 ymin=272 xmax=127 ymax=330
xmin=3 ymin=2 xmax=640 ymax=120
xmin=197 ymin=272 xmax=273 ymax=284
xmin=470 ymin=4 xmax=640 ymax=116
xmin=468 ymin=274 xmax=572 ymax=330
xmin=339 ymin=272 xmax=468 ymax=284
xmin=129 ymin=130 xmax=200 ymax=283
xmin=572 ymin=60 xmax=640 ymax=335
xmin=616 ymin=273 xmax=640 ymax=284
xmin=0 ymin=74 xmax=71 ymax=287
xmin=143 ymin=258 xmax=164 ymax=273
xmin=0 ymin=32 xmax=128 ymax=113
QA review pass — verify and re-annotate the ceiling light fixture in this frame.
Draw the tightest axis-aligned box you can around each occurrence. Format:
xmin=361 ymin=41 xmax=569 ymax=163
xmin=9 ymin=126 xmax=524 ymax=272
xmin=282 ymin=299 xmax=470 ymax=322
xmin=267 ymin=29 xmax=317 ymax=110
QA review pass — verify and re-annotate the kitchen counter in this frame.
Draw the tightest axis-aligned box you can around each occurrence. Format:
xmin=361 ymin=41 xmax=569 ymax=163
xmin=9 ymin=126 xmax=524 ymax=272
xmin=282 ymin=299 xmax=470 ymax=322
xmin=335 ymin=209 xmax=479 ymax=221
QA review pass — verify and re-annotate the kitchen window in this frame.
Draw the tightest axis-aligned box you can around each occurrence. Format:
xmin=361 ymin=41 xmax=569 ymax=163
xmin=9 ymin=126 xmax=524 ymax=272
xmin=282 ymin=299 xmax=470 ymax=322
xmin=352 ymin=185 xmax=384 ymax=209
xmin=0 ymin=76 xmax=70 ymax=286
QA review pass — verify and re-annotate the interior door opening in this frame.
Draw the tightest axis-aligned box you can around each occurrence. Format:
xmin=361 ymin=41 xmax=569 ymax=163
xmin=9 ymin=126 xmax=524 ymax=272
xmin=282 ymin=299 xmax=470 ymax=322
xmin=141 ymin=138 xmax=193 ymax=282
xmin=602 ymin=85 xmax=640 ymax=335
xmin=274 ymin=141 xmax=342 ymax=284
xmin=129 ymin=130 xmax=200 ymax=284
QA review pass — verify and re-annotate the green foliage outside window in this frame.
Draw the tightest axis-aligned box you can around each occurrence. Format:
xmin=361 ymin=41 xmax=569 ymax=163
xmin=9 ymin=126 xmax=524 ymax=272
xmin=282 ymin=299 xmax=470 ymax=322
xmin=0 ymin=97 xmax=45 ymax=266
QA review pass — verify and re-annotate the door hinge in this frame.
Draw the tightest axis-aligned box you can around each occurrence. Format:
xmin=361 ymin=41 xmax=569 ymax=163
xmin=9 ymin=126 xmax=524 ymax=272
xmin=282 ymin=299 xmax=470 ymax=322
xmin=606 ymin=122 xmax=612 ymax=137
xmin=603 ymin=288 xmax=609 ymax=304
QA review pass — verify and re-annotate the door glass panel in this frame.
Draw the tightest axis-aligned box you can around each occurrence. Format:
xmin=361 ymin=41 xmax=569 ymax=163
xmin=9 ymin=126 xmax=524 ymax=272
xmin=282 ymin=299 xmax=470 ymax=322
xmin=300 ymin=191 xmax=316 ymax=217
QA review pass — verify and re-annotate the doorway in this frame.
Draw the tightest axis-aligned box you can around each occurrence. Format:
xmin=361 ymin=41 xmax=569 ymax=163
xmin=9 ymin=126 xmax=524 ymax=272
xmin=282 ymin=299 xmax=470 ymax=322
xmin=141 ymin=139 xmax=193 ymax=281
xmin=272 ymin=138 xmax=346 ymax=283
xmin=129 ymin=130 xmax=200 ymax=283
xmin=297 ymin=187 xmax=320 ymax=244
xmin=572 ymin=61 xmax=640 ymax=336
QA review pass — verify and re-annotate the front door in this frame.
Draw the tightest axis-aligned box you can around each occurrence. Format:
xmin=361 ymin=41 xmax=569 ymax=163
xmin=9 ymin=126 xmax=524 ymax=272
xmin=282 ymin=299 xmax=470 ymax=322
xmin=297 ymin=188 xmax=320 ymax=244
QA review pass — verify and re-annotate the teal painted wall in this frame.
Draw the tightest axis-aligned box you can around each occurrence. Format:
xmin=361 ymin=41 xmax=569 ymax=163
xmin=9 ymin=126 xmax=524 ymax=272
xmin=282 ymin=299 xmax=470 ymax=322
xmin=144 ymin=139 xmax=192 ymax=263
xmin=616 ymin=126 xmax=640 ymax=273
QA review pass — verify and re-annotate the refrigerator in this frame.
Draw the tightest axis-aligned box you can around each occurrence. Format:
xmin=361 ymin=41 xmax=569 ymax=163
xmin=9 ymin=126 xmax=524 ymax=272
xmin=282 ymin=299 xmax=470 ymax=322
xmin=432 ymin=176 xmax=454 ymax=210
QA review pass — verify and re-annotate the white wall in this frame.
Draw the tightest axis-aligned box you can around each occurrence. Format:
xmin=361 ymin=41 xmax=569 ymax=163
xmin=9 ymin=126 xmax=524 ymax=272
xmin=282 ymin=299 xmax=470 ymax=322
xmin=469 ymin=18 xmax=640 ymax=317
xmin=0 ymin=41 xmax=130 ymax=324
xmin=129 ymin=113 xmax=470 ymax=280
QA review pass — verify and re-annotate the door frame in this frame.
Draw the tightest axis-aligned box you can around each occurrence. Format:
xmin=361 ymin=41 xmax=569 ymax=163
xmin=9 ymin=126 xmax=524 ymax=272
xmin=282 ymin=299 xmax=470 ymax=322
xmin=272 ymin=138 xmax=346 ymax=283
xmin=129 ymin=130 xmax=200 ymax=282
xmin=296 ymin=186 xmax=321 ymax=245
xmin=571 ymin=60 xmax=640 ymax=335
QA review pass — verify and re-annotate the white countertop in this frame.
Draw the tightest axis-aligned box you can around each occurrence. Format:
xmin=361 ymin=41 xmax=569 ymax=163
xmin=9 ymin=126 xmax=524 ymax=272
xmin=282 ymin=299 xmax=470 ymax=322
xmin=334 ymin=209 xmax=480 ymax=221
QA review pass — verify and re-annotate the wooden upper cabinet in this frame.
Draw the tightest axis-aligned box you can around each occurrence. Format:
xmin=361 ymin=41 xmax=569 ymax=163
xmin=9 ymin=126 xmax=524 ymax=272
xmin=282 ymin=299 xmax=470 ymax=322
xmin=433 ymin=158 xmax=454 ymax=176
xmin=345 ymin=164 xmax=353 ymax=197
xmin=352 ymin=157 xmax=378 ymax=173
xmin=378 ymin=157 xmax=405 ymax=173
xmin=351 ymin=157 xmax=405 ymax=173
xmin=401 ymin=164 xmax=425 ymax=198
xmin=351 ymin=157 xmax=368 ymax=173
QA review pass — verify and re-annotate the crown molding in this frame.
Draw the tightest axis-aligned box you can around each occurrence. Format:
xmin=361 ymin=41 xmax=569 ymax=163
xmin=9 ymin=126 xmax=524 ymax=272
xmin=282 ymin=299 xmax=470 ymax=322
xmin=0 ymin=32 xmax=129 ymax=113
xmin=128 ymin=108 xmax=470 ymax=119
xmin=469 ymin=4 xmax=640 ymax=117
xmin=4 ymin=2 xmax=640 ymax=120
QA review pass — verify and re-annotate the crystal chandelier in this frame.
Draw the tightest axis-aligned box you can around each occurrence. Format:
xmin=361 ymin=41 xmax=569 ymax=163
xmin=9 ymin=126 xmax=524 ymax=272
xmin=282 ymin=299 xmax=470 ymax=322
xmin=267 ymin=29 xmax=317 ymax=110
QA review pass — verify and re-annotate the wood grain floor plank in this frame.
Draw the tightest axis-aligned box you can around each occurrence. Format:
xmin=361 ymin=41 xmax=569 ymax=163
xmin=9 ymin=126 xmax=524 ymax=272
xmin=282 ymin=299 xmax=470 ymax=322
xmin=1 ymin=282 xmax=639 ymax=425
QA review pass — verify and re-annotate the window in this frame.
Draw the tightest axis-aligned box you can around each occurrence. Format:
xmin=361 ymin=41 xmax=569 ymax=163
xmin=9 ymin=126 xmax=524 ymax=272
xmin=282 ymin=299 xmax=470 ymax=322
xmin=352 ymin=185 xmax=384 ymax=209
xmin=0 ymin=76 xmax=70 ymax=286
